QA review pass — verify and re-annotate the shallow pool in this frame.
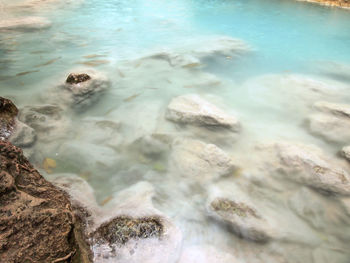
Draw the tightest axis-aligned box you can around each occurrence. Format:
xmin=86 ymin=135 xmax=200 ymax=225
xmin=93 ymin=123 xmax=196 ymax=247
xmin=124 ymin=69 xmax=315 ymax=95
xmin=1 ymin=0 xmax=350 ymax=262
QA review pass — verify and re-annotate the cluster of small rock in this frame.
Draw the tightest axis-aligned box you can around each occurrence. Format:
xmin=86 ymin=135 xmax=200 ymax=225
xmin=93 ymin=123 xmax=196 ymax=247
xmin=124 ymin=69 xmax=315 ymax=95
xmin=1 ymin=35 xmax=350 ymax=263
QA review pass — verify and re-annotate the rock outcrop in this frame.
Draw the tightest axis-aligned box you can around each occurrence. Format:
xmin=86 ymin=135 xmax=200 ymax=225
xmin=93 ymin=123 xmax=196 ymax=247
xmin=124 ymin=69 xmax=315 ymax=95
xmin=51 ymin=70 xmax=111 ymax=111
xmin=207 ymin=193 xmax=277 ymax=242
xmin=307 ymin=101 xmax=350 ymax=144
xmin=141 ymin=36 xmax=249 ymax=67
xmin=166 ymin=94 xmax=240 ymax=131
xmin=0 ymin=97 xmax=18 ymax=141
xmin=50 ymin=177 xmax=182 ymax=263
xmin=256 ymin=142 xmax=350 ymax=195
xmin=297 ymin=0 xmax=350 ymax=9
xmin=0 ymin=141 xmax=78 ymax=263
xmin=169 ymin=138 xmax=237 ymax=183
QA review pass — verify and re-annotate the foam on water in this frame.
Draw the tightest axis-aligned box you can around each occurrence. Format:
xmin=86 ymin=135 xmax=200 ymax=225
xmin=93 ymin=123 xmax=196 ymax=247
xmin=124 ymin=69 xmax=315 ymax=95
xmin=1 ymin=0 xmax=350 ymax=262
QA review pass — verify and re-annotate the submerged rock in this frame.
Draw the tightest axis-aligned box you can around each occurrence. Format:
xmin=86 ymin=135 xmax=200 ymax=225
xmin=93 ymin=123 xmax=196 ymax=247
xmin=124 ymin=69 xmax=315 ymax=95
xmin=57 ymin=69 xmax=110 ymax=110
xmin=307 ymin=101 xmax=350 ymax=144
xmin=145 ymin=52 xmax=201 ymax=68
xmin=207 ymin=194 xmax=276 ymax=242
xmin=75 ymin=117 xmax=122 ymax=149
xmin=48 ymin=176 xmax=182 ymax=263
xmin=288 ymin=187 xmax=348 ymax=231
xmin=166 ymin=94 xmax=240 ymax=131
xmin=56 ymin=141 xmax=119 ymax=172
xmin=169 ymin=138 xmax=236 ymax=183
xmin=9 ymin=120 xmax=36 ymax=147
xmin=0 ymin=97 xmax=18 ymax=140
xmin=131 ymin=135 xmax=169 ymax=157
xmin=64 ymin=181 xmax=182 ymax=263
xmin=341 ymin=146 xmax=350 ymax=162
xmin=0 ymin=17 xmax=51 ymax=31
xmin=18 ymin=104 xmax=69 ymax=141
xmin=190 ymin=36 xmax=250 ymax=59
xmin=256 ymin=142 xmax=350 ymax=195
xmin=313 ymin=101 xmax=350 ymax=117
xmin=142 ymin=36 xmax=249 ymax=66
xmin=0 ymin=141 xmax=77 ymax=262
xmin=91 ymin=216 xmax=163 ymax=245
xmin=307 ymin=113 xmax=350 ymax=143
xmin=340 ymin=197 xmax=350 ymax=217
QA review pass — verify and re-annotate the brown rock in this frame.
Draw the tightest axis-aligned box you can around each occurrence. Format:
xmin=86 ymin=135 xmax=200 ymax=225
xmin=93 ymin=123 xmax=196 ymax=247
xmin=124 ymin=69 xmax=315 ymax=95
xmin=0 ymin=141 xmax=79 ymax=263
xmin=0 ymin=97 xmax=18 ymax=140
xmin=66 ymin=73 xmax=91 ymax=84
xmin=91 ymin=216 xmax=164 ymax=246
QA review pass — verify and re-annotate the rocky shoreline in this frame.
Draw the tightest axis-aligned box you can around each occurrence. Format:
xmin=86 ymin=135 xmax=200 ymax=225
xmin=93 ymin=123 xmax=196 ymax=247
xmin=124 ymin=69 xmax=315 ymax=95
xmin=298 ymin=0 xmax=350 ymax=9
xmin=0 ymin=1 xmax=350 ymax=259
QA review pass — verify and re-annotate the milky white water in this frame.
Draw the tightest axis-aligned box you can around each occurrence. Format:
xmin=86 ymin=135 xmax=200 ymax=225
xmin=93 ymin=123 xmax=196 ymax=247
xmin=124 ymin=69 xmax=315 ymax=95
xmin=1 ymin=0 xmax=350 ymax=262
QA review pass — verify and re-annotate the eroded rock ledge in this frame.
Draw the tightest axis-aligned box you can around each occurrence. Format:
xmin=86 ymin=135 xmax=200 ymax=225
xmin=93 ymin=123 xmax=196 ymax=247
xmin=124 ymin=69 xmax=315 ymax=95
xmin=0 ymin=140 xmax=78 ymax=263
xmin=297 ymin=0 xmax=350 ymax=9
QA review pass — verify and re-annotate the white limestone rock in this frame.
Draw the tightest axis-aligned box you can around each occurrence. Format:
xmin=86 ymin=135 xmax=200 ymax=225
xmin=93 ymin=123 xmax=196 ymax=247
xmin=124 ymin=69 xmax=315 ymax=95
xmin=206 ymin=186 xmax=278 ymax=242
xmin=313 ymin=101 xmax=350 ymax=118
xmin=288 ymin=187 xmax=348 ymax=231
xmin=47 ymin=69 xmax=111 ymax=111
xmin=166 ymin=94 xmax=240 ymax=131
xmin=307 ymin=113 xmax=350 ymax=144
xmin=142 ymin=36 xmax=249 ymax=66
xmin=0 ymin=17 xmax=51 ymax=31
xmin=47 ymin=173 xmax=99 ymax=211
xmin=256 ymin=142 xmax=350 ymax=195
xmin=341 ymin=146 xmax=350 ymax=162
xmin=169 ymin=138 xmax=237 ymax=183
xmin=91 ymin=182 xmax=183 ymax=263
xmin=307 ymin=101 xmax=350 ymax=144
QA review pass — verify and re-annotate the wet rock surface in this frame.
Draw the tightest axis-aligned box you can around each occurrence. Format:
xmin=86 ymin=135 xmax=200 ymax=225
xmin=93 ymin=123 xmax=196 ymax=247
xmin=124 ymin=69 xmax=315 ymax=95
xmin=18 ymin=104 xmax=69 ymax=141
xmin=9 ymin=120 xmax=36 ymax=147
xmin=0 ymin=141 xmax=77 ymax=263
xmin=256 ymin=142 xmax=350 ymax=195
xmin=307 ymin=101 xmax=350 ymax=144
xmin=298 ymin=0 xmax=350 ymax=9
xmin=56 ymin=69 xmax=111 ymax=110
xmin=314 ymin=101 xmax=350 ymax=118
xmin=66 ymin=73 xmax=91 ymax=84
xmin=166 ymin=94 xmax=240 ymax=131
xmin=341 ymin=146 xmax=350 ymax=162
xmin=51 ymin=179 xmax=182 ymax=263
xmin=208 ymin=196 xmax=275 ymax=242
xmin=0 ymin=97 xmax=18 ymax=140
xmin=169 ymin=138 xmax=236 ymax=183
xmin=91 ymin=216 xmax=163 ymax=245
xmin=142 ymin=36 xmax=250 ymax=66
xmin=0 ymin=17 xmax=51 ymax=31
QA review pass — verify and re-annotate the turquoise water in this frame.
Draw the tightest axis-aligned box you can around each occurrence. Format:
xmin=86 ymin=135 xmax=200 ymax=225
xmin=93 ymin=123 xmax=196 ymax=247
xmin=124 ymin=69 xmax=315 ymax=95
xmin=1 ymin=0 xmax=350 ymax=86
xmin=1 ymin=0 xmax=350 ymax=262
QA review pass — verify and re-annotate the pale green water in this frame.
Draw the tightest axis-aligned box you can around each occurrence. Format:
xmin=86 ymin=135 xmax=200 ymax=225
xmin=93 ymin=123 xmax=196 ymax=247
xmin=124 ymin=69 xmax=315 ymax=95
xmin=1 ymin=0 xmax=350 ymax=262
